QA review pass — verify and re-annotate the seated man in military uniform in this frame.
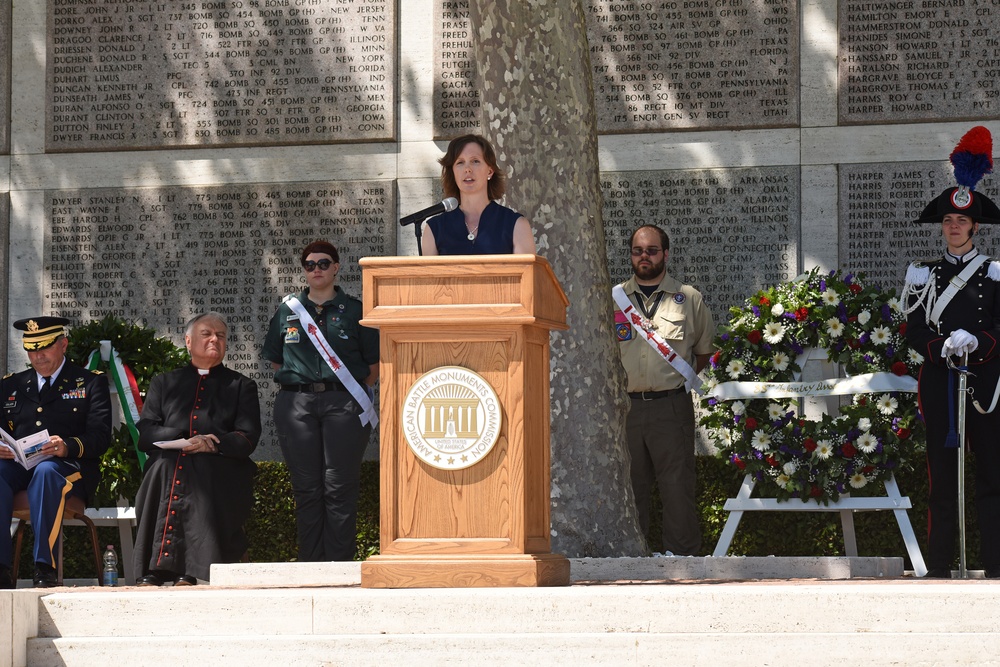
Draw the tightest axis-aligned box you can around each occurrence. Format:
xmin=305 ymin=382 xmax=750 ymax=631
xmin=0 ymin=317 xmax=111 ymax=587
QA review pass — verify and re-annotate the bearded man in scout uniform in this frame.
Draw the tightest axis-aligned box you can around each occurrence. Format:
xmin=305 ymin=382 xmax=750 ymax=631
xmin=0 ymin=317 xmax=111 ymax=587
xmin=613 ymin=224 xmax=716 ymax=556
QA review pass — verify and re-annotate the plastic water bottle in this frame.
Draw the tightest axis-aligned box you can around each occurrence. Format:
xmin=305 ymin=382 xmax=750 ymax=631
xmin=102 ymin=545 xmax=119 ymax=586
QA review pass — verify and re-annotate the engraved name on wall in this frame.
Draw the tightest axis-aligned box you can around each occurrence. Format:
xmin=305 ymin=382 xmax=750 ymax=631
xmin=48 ymin=0 xmax=395 ymax=150
xmin=840 ymin=163 xmax=1000 ymax=289
xmin=840 ymin=0 xmax=1000 ymax=123
xmin=433 ymin=0 xmax=799 ymax=137
xmin=602 ymin=166 xmax=800 ymax=324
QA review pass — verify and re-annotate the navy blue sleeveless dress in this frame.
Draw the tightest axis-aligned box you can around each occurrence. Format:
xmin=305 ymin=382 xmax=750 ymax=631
xmin=426 ymin=201 xmax=521 ymax=255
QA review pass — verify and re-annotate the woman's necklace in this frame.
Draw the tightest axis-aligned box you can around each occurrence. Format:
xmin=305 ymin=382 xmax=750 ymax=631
xmin=465 ymin=216 xmax=479 ymax=241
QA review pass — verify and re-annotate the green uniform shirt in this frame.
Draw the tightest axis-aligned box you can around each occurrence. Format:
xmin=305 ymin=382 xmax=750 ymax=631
xmin=262 ymin=287 xmax=379 ymax=386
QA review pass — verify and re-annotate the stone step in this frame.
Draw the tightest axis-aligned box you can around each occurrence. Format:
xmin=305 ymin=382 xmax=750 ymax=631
xmin=26 ymin=632 xmax=1000 ymax=667
xmin=32 ymin=581 xmax=1000 ymax=638
xmin=12 ymin=558 xmax=1000 ymax=666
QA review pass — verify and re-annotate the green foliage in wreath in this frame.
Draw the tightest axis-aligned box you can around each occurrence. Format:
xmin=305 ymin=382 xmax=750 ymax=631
xmin=699 ymin=269 xmax=926 ymax=504
xmin=66 ymin=314 xmax=189 ymax=506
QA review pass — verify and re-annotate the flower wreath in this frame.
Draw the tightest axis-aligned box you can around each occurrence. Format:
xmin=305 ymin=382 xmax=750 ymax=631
xmin=699 ymin=268 xmax=926 ymax=504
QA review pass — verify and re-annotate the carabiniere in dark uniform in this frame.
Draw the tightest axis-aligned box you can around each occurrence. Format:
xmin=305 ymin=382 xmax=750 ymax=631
xmin=902 ymin=134 xmax=1000 ymax=578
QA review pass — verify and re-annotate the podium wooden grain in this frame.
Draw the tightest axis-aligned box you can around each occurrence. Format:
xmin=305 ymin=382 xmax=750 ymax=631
xmin=359 ymin=255 xmax=570 ymax=588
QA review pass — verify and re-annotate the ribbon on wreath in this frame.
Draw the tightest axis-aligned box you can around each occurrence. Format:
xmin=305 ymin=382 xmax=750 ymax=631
xmin=86 ymin=340 xmax=146 ymax=468
xmin=711 ymin=372 xmax=917 ymax=401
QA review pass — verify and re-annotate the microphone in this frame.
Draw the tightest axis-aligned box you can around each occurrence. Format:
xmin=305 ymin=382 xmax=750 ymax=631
xmin=399 ymin=197 xmax=459 ymax=226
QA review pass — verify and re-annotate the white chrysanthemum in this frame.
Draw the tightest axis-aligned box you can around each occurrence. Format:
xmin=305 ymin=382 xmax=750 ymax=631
xmin=888 ymin=297 xmax=902 ymax=313
xmin=772 ymin=351 xmax=790 ymax=371
xmin=858 ymin=417 xmax=872 ymax=432
xmin=731 ymin=400 xmax=746 ymax=416
xmin=821 ymin=289 xmax=841 ymax=306
xmin=871 ymin=326 xmax=892 ymax=345
xmin=815 ymin=439 xmax=834 ymax=460
xmin=826 ymin=318 xmax=845 ymax=338
xmin=751 ymin=430 xmax=771 ymax=452
xmin=764 ymin=321 xmax=786 ymax=344
xmin=727 ymin=359 xmax=745 ymax=379
xmin=719 ymin=429 xmax=733 ymax=446
xmin=771 ymin=303 xmax=785 ymax=317
xmin=857 ymin=310 xmax=871 ymax=326
xmin=767 ymin=403 xmax=786 ymax=420
xmin=776 ymin=474 xmax=790 ymax=489
xmin=782 ymin=461 xmax=797 ymax=475
xmin=702 ymin=378 xmax=717 ymax=394
xmin=856 ymin=432 xmax=878 ymax=453
xmin=908 ymin=348 xmax=924 ymax=364
xmin=850 ymin=473 xmax=868 ymax=489
xmin=877 ymin=395 xmax=899 ymax=415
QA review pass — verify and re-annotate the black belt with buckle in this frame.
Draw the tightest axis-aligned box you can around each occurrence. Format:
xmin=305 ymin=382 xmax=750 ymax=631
xmin=628 ymin=387 xmax=687 ymax=401
xmin=280 ymin=381 xmax=344 ymax=393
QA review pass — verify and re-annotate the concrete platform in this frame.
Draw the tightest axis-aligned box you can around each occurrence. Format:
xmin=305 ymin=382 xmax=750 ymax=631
xmin=6 ymin=558 xmax=1000 ymax=666
xmin=209 ymin=555 xmax=905 ymax=587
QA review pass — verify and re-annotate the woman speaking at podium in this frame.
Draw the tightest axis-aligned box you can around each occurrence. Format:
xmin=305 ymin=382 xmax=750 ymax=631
xmin=421 ymin=134 xmax=536 ymax=255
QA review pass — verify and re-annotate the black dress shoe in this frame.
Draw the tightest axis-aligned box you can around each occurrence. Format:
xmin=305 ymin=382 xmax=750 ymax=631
xmin=985 ymin=569 xmax=1000 ymax=579
xmin=32 ymin=563 xmax=59 ymax=588
xmin=173 ymin=574 xmax=197 ymax=586
xmin=137 ymin=572 xmax=166 ymax=587
xmin=923 ymin=568 xmax=953 ymax=579
xmin=0 ymin=565 xmax=14 ymax=590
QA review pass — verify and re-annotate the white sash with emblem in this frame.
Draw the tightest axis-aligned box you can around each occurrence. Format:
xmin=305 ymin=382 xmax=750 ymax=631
xmin=612 ymin=284 xmax=703 ymax=394
xmin=284 ymin=295 xmax=378 ymax=427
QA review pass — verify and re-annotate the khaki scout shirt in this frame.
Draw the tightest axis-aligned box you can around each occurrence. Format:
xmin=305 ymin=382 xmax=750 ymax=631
xmin=615 ymin=271 xmax=716 ymax=393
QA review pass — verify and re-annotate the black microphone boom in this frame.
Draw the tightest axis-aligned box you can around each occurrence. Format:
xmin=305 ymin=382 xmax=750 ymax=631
xmin=399 ymin=197 xmax=459 ymax=226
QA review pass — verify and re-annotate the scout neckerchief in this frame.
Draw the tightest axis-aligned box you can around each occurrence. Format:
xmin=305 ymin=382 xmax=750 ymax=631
xmin=284 ymin=295 xmax=378 ymax=427
xmin=612 ymin=284 xmax=703 ymax=394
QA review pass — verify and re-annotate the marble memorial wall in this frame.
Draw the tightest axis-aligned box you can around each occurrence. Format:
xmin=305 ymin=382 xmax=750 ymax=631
xmin=602 ymin=167 xmax=799 ymax=323
xmin=840 ymin=162 xmax=1000 ymax=290
xmin=48 ymin=0 xmax=395 ymax=150
xmin=840 ymin=0 xmax=999 ymax=123
xmin=45 ymin=181 xmax=393 ymax=454
xmin=434 ymin=0 xmax=799 ymax=136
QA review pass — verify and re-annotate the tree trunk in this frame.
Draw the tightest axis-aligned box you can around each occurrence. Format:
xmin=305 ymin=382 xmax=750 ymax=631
xmin=467 ymin=0 xmax=646 ymax=557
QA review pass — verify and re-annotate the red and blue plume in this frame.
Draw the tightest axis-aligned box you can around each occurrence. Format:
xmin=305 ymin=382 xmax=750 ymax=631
xmin=950 ymin=125 xmax=994 ymax=190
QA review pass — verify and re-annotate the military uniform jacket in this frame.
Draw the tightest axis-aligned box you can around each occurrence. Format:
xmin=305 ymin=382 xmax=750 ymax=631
xmin=1 ymin=362 xmax=112 ymax=502
xmin=905 ymin=249 xmax=1000 ymax=408
xmin=905 ymin=250 xmax=1000 ymax=367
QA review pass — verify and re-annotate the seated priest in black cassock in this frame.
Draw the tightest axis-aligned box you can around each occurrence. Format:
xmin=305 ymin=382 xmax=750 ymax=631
xmin=133 ymin=312 xmax=261 ymax=586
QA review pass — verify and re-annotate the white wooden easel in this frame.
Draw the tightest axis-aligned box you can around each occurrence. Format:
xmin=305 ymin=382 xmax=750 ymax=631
xmin=712 ymin=473 xmax=927 ymax=576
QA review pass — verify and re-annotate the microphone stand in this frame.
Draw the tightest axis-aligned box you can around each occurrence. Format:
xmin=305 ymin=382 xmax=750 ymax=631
xmin=410 ymin=216 xmax=425 ymax=256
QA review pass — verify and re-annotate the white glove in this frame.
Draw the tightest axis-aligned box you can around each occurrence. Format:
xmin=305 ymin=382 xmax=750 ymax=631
xmin=941 ymin=328 xmax=979 ymax=358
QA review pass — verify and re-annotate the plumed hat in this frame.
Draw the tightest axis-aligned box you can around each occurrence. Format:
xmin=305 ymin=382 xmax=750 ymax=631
xmin=914 ymin=126 xmax=1000 ymax=225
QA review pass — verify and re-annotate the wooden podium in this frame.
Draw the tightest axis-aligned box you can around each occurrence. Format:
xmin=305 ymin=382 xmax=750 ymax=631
xmin=358 ymin=255 xmax=570 ymax=588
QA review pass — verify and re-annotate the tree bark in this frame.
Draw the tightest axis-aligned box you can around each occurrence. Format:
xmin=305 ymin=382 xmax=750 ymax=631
xmin=467 ymin=0 xmax=646 ymax=556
